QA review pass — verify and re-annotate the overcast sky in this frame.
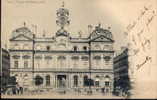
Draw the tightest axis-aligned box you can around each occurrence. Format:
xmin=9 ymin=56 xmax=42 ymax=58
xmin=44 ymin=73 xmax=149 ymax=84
xmin=1 ymin=0 xmax=155 ymax=50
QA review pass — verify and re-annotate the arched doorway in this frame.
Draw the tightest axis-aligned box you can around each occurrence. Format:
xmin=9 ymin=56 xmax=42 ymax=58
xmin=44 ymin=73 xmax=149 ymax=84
xmin=35 ymin=75 xmax=43 ymax=86
xmin=83 ymin=75 xmax=88 ymax=86
xmin=104 ymin=75 xmax=111 ymax=94
xmin=95 ymin=76 xmax=100 ymax=87
xmin=57 ymin=75 xmax=66 ymax=88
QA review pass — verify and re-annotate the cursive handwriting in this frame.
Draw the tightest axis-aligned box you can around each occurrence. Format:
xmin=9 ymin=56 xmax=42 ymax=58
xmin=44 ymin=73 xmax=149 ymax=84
xmin=132 ymin=35 xmax=137 ymax=46
xmin=146 ymin=11 xmax=156 ymax=27
xmin=124 ymin=4 xmax=156 ymax=57
xmin=136 ymin=56 xmax=152 ymax=70
xmin=137 ymin=5 xmax=151 ymax=21
xmin=141 ymin=37 xmax=151 ymax=52
xmin=126 ymin=21 xmax=137 ymax=33
xmin=137 ymin=29 xmax=144 ymax=42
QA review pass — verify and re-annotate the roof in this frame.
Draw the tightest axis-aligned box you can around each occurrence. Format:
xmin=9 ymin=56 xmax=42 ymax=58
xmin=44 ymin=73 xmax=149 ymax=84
xmin=12 ymin=26 xmax=33 ymax=38
xmin=56 ymin=28 xmax=69 ymax=37
xmin=89 ymin=25 xmax=113 ymax=41
xmin=14 ymin=27 xmax=31 ymax=33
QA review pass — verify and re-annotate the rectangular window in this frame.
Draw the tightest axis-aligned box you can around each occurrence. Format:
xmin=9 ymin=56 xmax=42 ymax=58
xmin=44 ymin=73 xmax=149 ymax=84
xmin=14 ymin=61 xmax=18 ymax=68
xmin=81 ymin=56 xmax=89 ymax=61
xmin=105 ymin=81 xmax=110 ymax=86
xmin=95 ymin=81 xmax=99 ymax=87
xmin=24 ymin=61 xmax=28 ymax=68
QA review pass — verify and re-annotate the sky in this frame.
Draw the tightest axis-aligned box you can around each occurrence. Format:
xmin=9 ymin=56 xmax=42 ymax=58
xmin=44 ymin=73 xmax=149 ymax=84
xmin=1 ymin=0 xmax=154 ymax=50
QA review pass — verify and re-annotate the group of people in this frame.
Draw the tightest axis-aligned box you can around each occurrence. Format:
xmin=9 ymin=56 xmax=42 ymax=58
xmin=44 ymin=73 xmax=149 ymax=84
xmin=12 ymin=84 xmax=23 ymax=95
xmin=2 ymin=83 xmax=24 ymax=95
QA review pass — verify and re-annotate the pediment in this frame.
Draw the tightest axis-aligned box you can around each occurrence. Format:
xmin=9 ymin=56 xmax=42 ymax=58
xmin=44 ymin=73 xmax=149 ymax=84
xmin=10 ymin=34 xmax=33 ymax=41
xmin=90 ymin=35 xmax=113 ymax=42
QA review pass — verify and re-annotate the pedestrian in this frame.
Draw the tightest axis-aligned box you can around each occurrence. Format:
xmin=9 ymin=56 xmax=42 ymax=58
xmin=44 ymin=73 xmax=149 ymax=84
xmin=19 ymin=87 xmax=23 ymax=94
xmin=16 ymin=83 xmax=20 ymax=95
xmin=12 ymin=86 xmax=16 ymax=95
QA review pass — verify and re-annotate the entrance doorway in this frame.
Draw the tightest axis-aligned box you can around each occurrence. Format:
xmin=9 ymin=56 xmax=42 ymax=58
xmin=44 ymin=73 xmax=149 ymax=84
xmin=57 ymin=75 xmax=66 ymax=88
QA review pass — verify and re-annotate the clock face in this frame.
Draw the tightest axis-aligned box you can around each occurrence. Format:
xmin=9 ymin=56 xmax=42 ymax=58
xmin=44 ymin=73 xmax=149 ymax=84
xmin=60 ymin=17 xmax=65 ymax=21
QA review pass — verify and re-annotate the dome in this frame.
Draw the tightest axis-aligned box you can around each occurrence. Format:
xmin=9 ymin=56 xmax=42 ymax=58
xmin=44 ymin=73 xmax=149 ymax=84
xmin=56 ymin=28 xmax=69 ymax=37
xmin=90 ymin=25 xmax=113 ymax=40
xmin=12 ymin=26 xmax=33 ymax=38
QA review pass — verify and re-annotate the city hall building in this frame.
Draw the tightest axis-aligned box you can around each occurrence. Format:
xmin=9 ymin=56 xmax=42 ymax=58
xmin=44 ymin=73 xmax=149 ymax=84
xmin=9 ymin=3 xmax=115 ymax=94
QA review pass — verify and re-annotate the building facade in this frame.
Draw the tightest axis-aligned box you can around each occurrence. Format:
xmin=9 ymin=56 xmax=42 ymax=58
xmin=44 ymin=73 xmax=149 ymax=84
xmin=1 ymin=48 xmax=10 ymax=89
xmin=9 ymin=4 xmax=115 ymax=94
xmin=113 ymin=48 xmax=131 ymax=96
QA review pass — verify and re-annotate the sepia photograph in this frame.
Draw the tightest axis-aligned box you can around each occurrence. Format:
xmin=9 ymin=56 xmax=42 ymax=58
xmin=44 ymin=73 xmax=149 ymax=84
xmin=1 ymin=0 xmax=157 ymax=99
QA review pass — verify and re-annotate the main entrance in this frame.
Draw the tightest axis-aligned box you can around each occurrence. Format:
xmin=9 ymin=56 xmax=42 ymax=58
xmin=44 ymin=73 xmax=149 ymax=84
xmin=57 ymin=75 xmax=66 ymax=88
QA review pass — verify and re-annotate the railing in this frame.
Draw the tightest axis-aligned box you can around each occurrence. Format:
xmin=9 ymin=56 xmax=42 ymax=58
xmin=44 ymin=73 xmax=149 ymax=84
xmin=10 ymin=68 xmax=113 ymax=72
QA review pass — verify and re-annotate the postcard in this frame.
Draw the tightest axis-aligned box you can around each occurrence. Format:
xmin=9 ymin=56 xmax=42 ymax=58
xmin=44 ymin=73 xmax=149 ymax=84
xmin=1 ymin=0 xmax=157 ymax=99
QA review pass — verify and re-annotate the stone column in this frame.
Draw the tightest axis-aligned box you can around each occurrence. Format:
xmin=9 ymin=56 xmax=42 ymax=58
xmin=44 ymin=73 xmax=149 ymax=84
xmin=50 ymin=74 xmax=53 ymax=87
xmin=55 ymin=74 xmax=57 ymax=88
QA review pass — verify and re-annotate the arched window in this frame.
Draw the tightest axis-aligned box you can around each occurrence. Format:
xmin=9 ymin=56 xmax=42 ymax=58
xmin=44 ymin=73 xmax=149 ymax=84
xmin=46 ymin=46 xmax=50 ymax=51
xmin=73 ymin=75 xmax=78 ymax=87
xmin=73 ymin=46 xmax=78 ymax=51
xmin=35 ymin=75 xmax=43 ymax=86
xmin=104 ymin=75 xmax=110 ymax=87
xmin=46 ymin=75 xmax=50 ymax=86
xmin=95 ymin=76 xmax=100 ymax=87
xmin=83 ymin=75 xmax=88 ymax=86
xmin=83 ymin=46 xmax=87 ymax=51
